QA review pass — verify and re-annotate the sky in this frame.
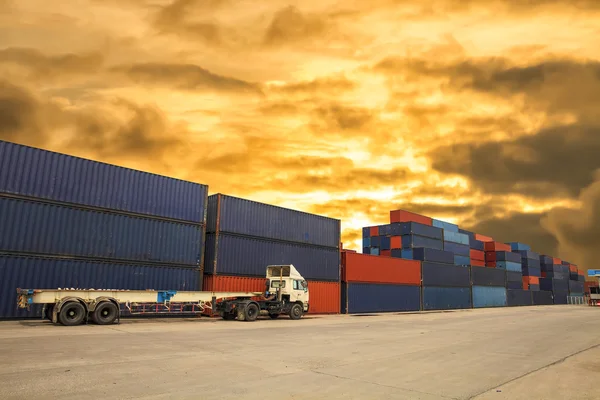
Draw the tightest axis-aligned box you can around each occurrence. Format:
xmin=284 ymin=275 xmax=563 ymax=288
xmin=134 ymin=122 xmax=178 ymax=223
xmin=1 ymin=0 xmax=599 ymax=273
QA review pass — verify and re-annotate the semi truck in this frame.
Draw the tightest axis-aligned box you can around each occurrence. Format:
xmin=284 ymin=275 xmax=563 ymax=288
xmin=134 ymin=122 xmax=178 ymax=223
xmin=16 ymin=264 xmax=309 ymax=326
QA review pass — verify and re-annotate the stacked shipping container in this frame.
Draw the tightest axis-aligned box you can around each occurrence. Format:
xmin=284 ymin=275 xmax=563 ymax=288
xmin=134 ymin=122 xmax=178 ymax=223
xmin=0 ymin=140 xmax=209 ymax=318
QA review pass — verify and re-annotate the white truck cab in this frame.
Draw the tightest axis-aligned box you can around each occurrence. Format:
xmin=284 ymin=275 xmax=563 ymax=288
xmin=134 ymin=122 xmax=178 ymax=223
xmin=266 ymin=264 xmax=309 ymax=312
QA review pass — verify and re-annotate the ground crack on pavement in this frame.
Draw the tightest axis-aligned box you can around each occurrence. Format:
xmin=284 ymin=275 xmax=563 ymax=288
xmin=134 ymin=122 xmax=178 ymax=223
xmin=467 ymin=342 xmax=600 ymax=399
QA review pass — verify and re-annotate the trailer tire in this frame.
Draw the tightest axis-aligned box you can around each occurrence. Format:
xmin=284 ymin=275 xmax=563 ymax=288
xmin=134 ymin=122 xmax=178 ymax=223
xmin=289 ymin=303 xmax=303 ymax=320
xmin=58 ymin=301 xmax=86 ymax=326
xmin=92 ymin=301 xmax=119 ymax=325
xmin=44 ymin=304 xmax=54 ymax=321
xmin=243 ymin=303 xmax=259 ymax=322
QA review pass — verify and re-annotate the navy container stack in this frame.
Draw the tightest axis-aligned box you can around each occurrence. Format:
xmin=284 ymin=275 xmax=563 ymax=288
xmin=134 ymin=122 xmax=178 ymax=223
xmin=0 ymin=140 xmax=209 ymax=318
xmin=564 ymin=261 xmax=584 ymax=299
xmin=539 ymin=255 xmax=570 ymax=304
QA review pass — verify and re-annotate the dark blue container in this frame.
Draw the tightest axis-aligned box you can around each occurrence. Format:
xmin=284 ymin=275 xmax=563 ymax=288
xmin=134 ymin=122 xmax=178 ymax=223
xmin=508 ymin=242 xmax=531 ymax=251
xmin=0 ymin=140 xmax=207 ymax=223
xmin=390 ymin=222 xmax=442 ymax=239
xmin=507 ymin=281 xmax=523 ymax=289
xmin=432 ymin=219 xmax=459 ymax=232
xmin=561 ymin=260 xmax=571 ymax=265
xmin=532 ymin=290 xmax=553 ymax=305
xmin=507 ymin=289 xmax=532 ymax=306
xmin=391 ymin=249 xmax=408 ymax=259
xmin=578 ymin=275 xmax=586 ymax=282
xmin=443 ymin=242 xmax=470 ymax=256
xmin=545 ymin=271 xmax=568 ymax=280
xmin=362 ymin=237 xmax=371 ymax=248
xmin=378 ymin=224 xmax=392 ymax=236
xmin=506 ymin=271 xmax=522 ymax=282
xmin=515 ymin=250 xmax=540 ymax=260
xmin=206 ymin=194 xmax=340 ymax=248
xmin=540 ymin=255 xmax=554 ymax=264
xmin=204 ymin=233 xmax=340 ymax=281
xmin=341 ymin=282 xmax=421 ymax=314
xmin=370 ymin=236 xmax=381 ymax=248
xmin=494 ymin=251 xmax=522 ymax=263
xmin=422 ymin=262 xmax=471 ymax=287
xmin=495 ymin=261 xmax=522 ymax=272
xmin=454 ymin=255 xmax=471 ymax=266
xmin=412 ymin=248 xmax=454 ymax=264
xmin=522 ymin=258 xmax=541 ymax=268
xmin=541 ymin=264 xmax=561 ymax=273
xmin=472 ymin=286 xmax=507 ymax=307
xmin=401 ymin=235 xmax=443 ymax=250
xmin=362 ymin=247 xmax=370 ymax=254
xmin=459 ymin=228 xmax=475 ymax=239
xmin=469 ymin=239 xmax=485 ymax=251
xmin=422 ymin=286 xmax=471 ymax=310
xmin=553 ymin=290 xmax=568 ymax=304
xmin=379 ymin=236 xmax=391 ymax=251
xmin=0 ymin=197 xmax=203 ymax=266
xmin=471 ymin=266 xmax=506 ymax=286
xmin=522 ymin=266 xmax=542 ymax=277
xmin=529 ymin=284 xmax=540 ymax=291
xmin=539 ymin=278 xmax=569 ymax=292
xmin=362 ymin=227 xmax=370 ymax=238
xmin=559 ymin=265 xmax=570 ymax=275
xmin=442 ymin=231 xmax=469 ymax=245
xmin=0 ymin=255 xmax=201 ymax=318
xmin=570 ymin=272 xmax=578 ymax=280
xmin=569 ymin=280 xmax=584 ymax=294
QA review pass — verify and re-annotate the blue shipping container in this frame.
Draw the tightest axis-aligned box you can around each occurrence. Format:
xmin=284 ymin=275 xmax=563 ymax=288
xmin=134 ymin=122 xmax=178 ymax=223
xmin=529 ymin=284 xmax=540 ymax=291
xmin=204 ymin=233 xmax=340 ymax=281
xmin=432 ymin=219 xmax=459 ymax=232
xmin=469 ymin=239 xmax=485 ymax=251
xmin=0 ymin=255 xmax=200 ymax=318
xmin=532 ymin=290 xmax=553 ymax=305
xmin=422 ymin=262 xmax=470 ymax=287
xmin=473 ymin=286 xmax=507 ymax=308
xmin=515 ymin=250 xmax=540 ymax=260
xmin=443 ymin=241 xmax=470 ymax=256
xmin=0 ymin=197 xmax=203 ymax=266
xmin=370 ymin=236 xmax=381 ymax=248
xmin=507 ymin=281 xmax=523 ymax=289
xmin=442 ymin=230 xmax=469 ymax=245
xmin=454 ymin=255 xmax=471 ymax=266
xmin=507 ymin=289 xmax=532 ymax=306
xmin=378 ymin=224 xmax=392 ymax=236
xmin=412 ymin=248 xmax=454 ymax=264
xmin=508 ymin=242 xmax=531 ymax=251
xmin=342 ymin=282 xmax=420 ymax=314
xmin=379 ymin=236 xmax=391 ymax=251
xmin=362 ymin=247 xmax=369 ymax=254
xmin=506 ymin=271 xmax=522 ymax=282
xmin=459 ymin=228 xmax=475 ymax=239
xmin=553 ymin=290 xmax=568 ymax=304
xmin=569 ymin=281 xmax=584 ymax=294
xmin=545 ymin=271 xmax=568 ymax=280
xmin=401 ymin=235 xmax=443 ymax=250
xmin=0 ymin=140 xmax=207 ymax=223
xmin=522 ymin=258 xmax=541 ymax=268
xmin=393 ymin=249 xmax=413 ymax=259
xmin=471 ymin=266 xmax=506 ymax=286
xmin=206 ymin=194 xmax=340 ymax=248
xmin=494 ymin=251 xmax=522 ymax=263
xmin=495 ymin=261 xmax=522 ymax=273
xmin=362 ymin=237 xmax=371 ymax=248
xmin=370 ymin=247 xmax=380 ymax=256
xmin=578 ymin=275 xmax=585 ymax=282
xmin=539 ymin=278 xmax=569 ymax=292
xmin=540 ymin=255 xmax=554 ymax=264
xmin=540 ymin=264 xmax=561 ymax=273
xmin=390 ymin=222 xmax=442 ymax=240
xmin=362 ymin=227 xmax=370 ymax=238
xmin=422 ymin=286 xmax=471 ymax=310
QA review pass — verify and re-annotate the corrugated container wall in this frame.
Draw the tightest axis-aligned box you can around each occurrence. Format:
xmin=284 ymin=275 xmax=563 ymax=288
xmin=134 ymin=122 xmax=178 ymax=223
xmin=206 ymin=194 xmax=340 ymax=248
xmin=422 ymin=287 xmax=472 ymax=310
xmin=204 ymin=234 xmax=340 ymax=281
xmin=0 ymin=255 xmax=201 ymax=318
xmin=472 ymin=286 xmax=507 ymax=308
xmin=342 ymin=282 xmax=420 ymax=314
xmin=0 ymin=197 xmax=203 ymax=266
xmin=306 ymin=281 xmax=340 ymax=314
xmin=0 ymin=140 xmax=208 ymax=223
xmin=342 ymin=252 xmax=421 ymax=285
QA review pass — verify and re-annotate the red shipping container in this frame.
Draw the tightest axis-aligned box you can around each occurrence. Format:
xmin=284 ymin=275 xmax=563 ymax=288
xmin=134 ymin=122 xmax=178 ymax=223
xmin=203 ymin=275 xmax=265 ymax=292
xmin=380 ymin=250 xmax=391 ymax=257
xmin=552 ymin=257 xmax=561 ymax=264
xmin=486 ymin=262 xmax=497 ymax=268
xmin=474 ymin=233 xmax=494 ymax=242
xmin=523 ymin=276 xmax=539 ymax=290
xmin=485 ymin=252 xmax=496 ymax=262
xmin=484 ymin=241 xmax=511 ymax=252
xmin=569 ymin=265 xmax=577 ymax=273
xmin=342 ymin=252 xmax=421 ymax=285
xmin=369 ymin=226 xmax=379 ymax=237
xmin=390 ymin=209 xmax=432 ymax=226
xmin=306 ymin=281 xmax=340 ymax=314
xmin=390 ymin=236 xmax=402 ymax=249
xmin=470 ymin=249 xmax=485 ymax=261
xmin=471 ymin=259 xmax=486 ymax=267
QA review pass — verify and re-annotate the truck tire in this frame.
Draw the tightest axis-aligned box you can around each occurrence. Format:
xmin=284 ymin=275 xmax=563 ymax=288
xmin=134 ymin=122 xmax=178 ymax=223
xmin=58 ymin=301 xmax=86 ymax=326
xmin=243 ymin=303 xmax=259 ymax=322
xmin=92 ymin=301 xmax=119 ymax=325
xmin=289 ymin=303 xmax=303 ymax=320
xmin=44 ymin=304 xmax=54 ymax=321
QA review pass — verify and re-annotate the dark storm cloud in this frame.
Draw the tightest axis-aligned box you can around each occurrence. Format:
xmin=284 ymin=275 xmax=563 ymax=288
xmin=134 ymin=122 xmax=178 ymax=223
xmin=111 ymin=62 xmax=263 ymax=94
xmin=0 ymin=81 xmax=45 ymax=144
xmin=263 ymin=6 xmax=329 ymax=46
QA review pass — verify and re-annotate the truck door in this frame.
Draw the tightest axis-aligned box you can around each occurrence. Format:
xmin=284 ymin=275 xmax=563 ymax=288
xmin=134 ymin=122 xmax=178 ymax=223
xmin=292 ymin=280 xmax=306 ymax=301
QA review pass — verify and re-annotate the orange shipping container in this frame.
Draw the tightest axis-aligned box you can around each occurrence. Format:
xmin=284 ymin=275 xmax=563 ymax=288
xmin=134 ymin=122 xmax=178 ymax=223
xmin=342 ymin=252 xmax=421 ymax=285
xmin=369 ymin=226 xmax=379 ymax=237
xmin=474 ymin=233 xmax=494 ymax=242
xmin=486 ymin=262 xmax=497 ymax=268
xmin=203 ymin=275 xmax=265 ymax=292
xmin=306 ymin=281 xmax=340 ymax=314
xmin=380 ymin=250 xmax=391 ymax=257
xmin=470 ymin=249 xmax=485 ymax=261
xmin=523 ymin=276 xmax=539 ymax=287
xmin=390 ymin=236 xmax=402 ymax=249
xmin=471 ymin=259 xmax=486 ymax=267
xmin=569 ymin=265 xmax=577 ymax=273
xmin=484 ymin=241 xmax=511 ymax=252
xmin=390 ymin=209 xmax=432 ymax=226
xmin=552 ymin=257 xmax=562 ymax=264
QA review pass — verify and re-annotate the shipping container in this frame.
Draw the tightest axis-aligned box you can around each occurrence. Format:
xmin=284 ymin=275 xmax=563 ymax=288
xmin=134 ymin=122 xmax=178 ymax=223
xmin=380 ymin=250 xmax=391 ymax=257
xmin=494 ymin=261 xmax=522 ymax=273
xmin=552 ymin=257 xmax=562 ymax=264
xmin=0 ymin=140 xmax=207 ymax=223
xmin=207 ymin=194 xmax=340 ymax=248
xmin=539 ymin=278 xmax=569 ymax=292
xmin=470 ymin=249 xmax=485 ymax=261
xmin=362 ymin=237 xmax=370 ymax=248
xmin=469 ymin=239 xmax=485 ymax=251
xmin=532 ymin=290 xmax=553 ymax=305
xmin=202 ymin=274 xmax=265 ymax=292
xmin=370 ymin=226 xmax=379 ymax=237
xmin=544 ymin=271 xmax=568 ymax=280
xmin=507 ymin=281 xmax=523 ymax=289
xmin=528 ymin=284 xmax=540 ymax=291
xmin=459 ymin=229 xmax=475 ymax=239
xmin=390 ymin=222 xmax=442 ymax=240
xmin=540 ymin=264 xmax=562 ymax=273
xmin=0 ymin=254 xmax=200 ymax=318
xmin=304 ymin=281 xmax=340 ymax=314
xmin=506 ymin=289 xmax=532 ymax=306
xmin=474 ymin=234 xmax=493 ymax=242
xmin=569 ymin=272 xmax=578 ymax=280
xmin=485 ymin=251 xmax=522 ymax=263
xmin=443 ymin=242 xmax=470 ymax=256
xmin=472 ymin=286 xmax=507 ymax=308
xmin=514 ymin=250 xmax=540 ymax=260
xmin=442 ymin=231 xmax=469 ymax=245
xmin=432 ymin=219 xmax=459 ymax=232
xmin=553 ymin=290 xmax=568 ymax=304
xmin=471 ymin=259 xmax=486 ymax=267
xmin=508 ymin=242 xmax=531 ymax=251
xmin=341 ymin=282 xmax=420 ymax=314
xmin=454 ymin=255 xmax=471 ymax=266
xmin=378 ymin=224 xmax=392 ymax=236
xmin=471 ymin=266 xmax=506 ymax=286
xmin=379 ymin=237 xmax=391 ymax=250
xmin=410 ymin=248 xmax=454 ymax=264
xmin=569 ymin=265 xmax=578 ymax=273
xmin=390 ymin=210 xmax=432 ymax=226
xmin=362 ymin=247 xmax=369 ymax=254
xmin=370 ymin=247 xmax=380 ymax=256
xmin=370 ymin=236 xmax=381 ymax=248
xmin=362 ymin=227 xmax=370 ymax=238
xmin=422 ymin=262 xmax=470 ymax=287
xmin=422 ymin=286 xmax=471 ymax=310
xmin=484 ymin=242 xmax=511 ymax=252
xmin=390 ymin=236 xmax=402 ymax=249
xmin=540 ymin=255 xmax=553 ymax=264
xmin=204 ymin=233 xmax=340 ymax=281
xmin=569 ymin=280 xmax=584 ymax=294
xmin=522 ymin=258 xmax=541 ymax=268
xmin=506 ymin=271 xmax=522 ymax=282
xmin=0 ymin=197 xmax=203 ymax=266
xmin=578 ymin=275 xmax=586 ymax=282
xmin=523 ymin=276 xmax=540 ymax=286
xmin=401 ymin=235 xmax=443 ymax=250
xmin=341 ymin=253 xmax=421 ymax=285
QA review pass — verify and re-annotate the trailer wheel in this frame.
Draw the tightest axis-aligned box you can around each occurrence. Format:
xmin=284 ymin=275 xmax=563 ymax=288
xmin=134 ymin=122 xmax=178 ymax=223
xmin=58 ymin=301 xmax=86 ymax=326
xmin=268 ymin=313 xmax=280 ymax=319
xmin=289 ymin=303 xmax=303 ymax=320
xmin=44 ymin=304 xmax=54 ymax=321
xmin=92 ymin=302 xmax=119 ymax=325
xmin=243 ymin=303 xmax=259 ymax=322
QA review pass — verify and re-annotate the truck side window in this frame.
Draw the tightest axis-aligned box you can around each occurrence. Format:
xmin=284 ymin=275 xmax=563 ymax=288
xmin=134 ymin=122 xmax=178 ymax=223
xmin=293 ymin=280 xmax=304 ymax=291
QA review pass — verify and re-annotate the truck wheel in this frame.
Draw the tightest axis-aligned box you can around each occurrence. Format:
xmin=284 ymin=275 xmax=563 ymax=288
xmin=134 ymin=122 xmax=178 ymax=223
xmin=44 ymin=304 xmax=54 ymax=321
xmin=243 ymin=303 xmax=259 ymax=322
xmin=58 ymin=301 xmax=86 ymax=326
xmin=268 ymin=313 xmax=280 ymax=319
xmin=92 ymin=302 xmax=119 ymax=325
xmin=289 ymin=303 xmax=303 ymax=320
